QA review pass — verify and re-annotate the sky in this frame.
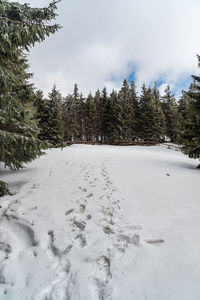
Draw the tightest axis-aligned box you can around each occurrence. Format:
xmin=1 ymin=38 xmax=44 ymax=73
xmin=18 ymin=0 xmax=200 ymax=98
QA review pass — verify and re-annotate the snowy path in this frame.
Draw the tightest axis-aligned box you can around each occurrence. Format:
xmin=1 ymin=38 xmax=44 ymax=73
xmin=0 ymin=145 xmax=200 ymax=299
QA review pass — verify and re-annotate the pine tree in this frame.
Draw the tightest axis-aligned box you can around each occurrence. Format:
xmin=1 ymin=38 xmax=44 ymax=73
xmin=0 ymin=0 xmax=60 ymax=195
xmin=62 ymin=84 xmax=83 ymax=142
xmin=34 ymin=90 xmax=50 ymax=142
xmin=138 ymin=85 xmax=165 ymax=141
xmin=94 ymin=89 xmax=102 ymax=142
xmin=109 ymin=90 xmax=123 ymax=143
xmin=161 ymin=86 xmax=178 ymax=142
xmin=180 ymin=57 xmax=200 ymax=162
xmin=73 ymin=84 xmax=85 ymax=141
xmin=118 ymin=80 xmax=133 ymax=141
xmin=84 ymin=93 xmax=97 ymax=142
xmin=99 ymin=87 xmax=110 ymax=142
xmin=177 ymin=91 xmax=190 ymax=144
xmin=130 ymin=80 xmax=139 ymax=139
xmin=46 ymin=85 xmax=64 ymax=146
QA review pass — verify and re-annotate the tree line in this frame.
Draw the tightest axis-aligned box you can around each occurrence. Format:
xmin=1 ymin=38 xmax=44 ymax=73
xmin=34 ymin=78 xmax=199 ymax=159
xmin=0 ymin=0 xmax=200 ymax=196
xmin=35 ymin=81 xmax=177 ymax=145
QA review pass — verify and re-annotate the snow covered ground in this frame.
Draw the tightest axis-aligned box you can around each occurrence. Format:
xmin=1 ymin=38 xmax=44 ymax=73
xmin=0 ymin=144 xmax=200 ymax=300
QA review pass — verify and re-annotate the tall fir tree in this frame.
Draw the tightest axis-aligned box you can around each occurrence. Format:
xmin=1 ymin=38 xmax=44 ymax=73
xmin=180 ymin=56 xmax=200 ymax=163
xmin=109 ymin=90 xmax=123 ymax=143
xmin=46 ymin=85 xmax=64 ymax=146
xmin=0 ymin=0 xmax=60 ymax=195
xmin=130 ymin=80 xmax=139 ymax=139
xmin=34 ymin=90 xmax=51 ymax=143
xmin=94 ymin=89 xmax=101 ymax=142
xmin=99 ymin=87 xmax=110 ymax=142
xmin=161 ymin=86 xmax=178 ymax=142
xmin=118 ymin=79 xmax=133 ymax=141
xmin=138 ymin=85 xmax=165 ymax=141
xmin=84 ymin=93 xmax=97 ymax=142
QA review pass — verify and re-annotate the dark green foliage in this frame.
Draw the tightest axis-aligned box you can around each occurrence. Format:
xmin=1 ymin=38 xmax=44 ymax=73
xmin=34 ymin=90 xmax=50 ymax=142
xmin=138 ymin=84 xmax=165 ymax=141
xmin=0 ymin=180 xmax=11 ymax=197
xmin=62 ymin=84 xmax=83 ymax=142
xmin=60 ymin=80 xmax=167 ymax=144
xmin=130 ymin=80 xmax=139 ymax=139
xmin=180 ymin=57 xmax=200 ymax=159
xmin=34 ymin=87 xmax=64 ymax=147
xmin=0 ymin=0 xmax=60 ymax=170
xmin=47 ymin=85 xmax=64 ymax=146
xmin=84 ymin=93 xmax=97 ymax=142
xmin=99 ymin=87 xmax=110 ymax=142
xmin=118 ymin=80 xmax=133 ymax=141
xmin=161 ymin=86 xmax=178 ymax=142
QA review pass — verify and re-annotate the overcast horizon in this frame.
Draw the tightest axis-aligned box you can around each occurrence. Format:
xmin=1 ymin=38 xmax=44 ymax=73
xmin=18 ymin=0 xmax=200 ymax=98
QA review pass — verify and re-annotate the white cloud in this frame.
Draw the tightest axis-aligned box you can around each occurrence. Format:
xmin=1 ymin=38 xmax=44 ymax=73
xmin=20 ymin=0 xmax=200 ymax=96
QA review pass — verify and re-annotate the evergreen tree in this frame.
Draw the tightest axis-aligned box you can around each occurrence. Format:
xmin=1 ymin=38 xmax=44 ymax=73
xmin=34 ymin=90 xmax=50 ymax=142
xmin=62 ymin=84 xmax=83 ymax=142
xmin=177 ymin=91 xmax=190 ymax=144
xmin=109 ymin=90 xmax=123 ymax=143
xmin=161 ymin=86 xmax=178 ymax=142
xmin=180 ymin=57 xmax=200 ymax=162
xmin=84 ymin=93 xmax=97 ymax=142
xmin=47 ymin=85 xmax=64 ymax=146
xmin=130 ymin=80 xmax=139 ymax=139
xmin=73 ymin=84 xmax=85 ymax=141
xmin=94 ymin=89 xmax=102 ymax=142
xmin=0 ymin=0 xmax=60 ymax=195
xmin=138 ymin=85 xmax=165 ymax=141
xmin=118 ymin=80 xmax=133 ymax=141
xmin=99 ymin=87 xmax=110 ymax=142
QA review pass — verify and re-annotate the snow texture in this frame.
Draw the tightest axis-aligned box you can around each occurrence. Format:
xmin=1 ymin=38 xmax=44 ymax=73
xmin=0 ymin=144 xmax=199 ymax=300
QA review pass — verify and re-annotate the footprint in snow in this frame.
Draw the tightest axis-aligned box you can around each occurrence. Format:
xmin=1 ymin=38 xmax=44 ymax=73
xmin=79 ymin=204 xmax=86 ymax=213
xmin=74 ymin=233 xmax=86 ymax=248
xmin=91 ymin=255 xmax=112 ymax=300
xmin=146 ymin=239 xmax=165 ymax=245
xmin=73 ymin=220 xmax=86 ymax=231
xmin=86 ymin=193 xmax=93 ymax=198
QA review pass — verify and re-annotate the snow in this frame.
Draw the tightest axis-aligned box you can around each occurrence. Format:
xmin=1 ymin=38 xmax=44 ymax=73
xmin=0 ymin=144 xmax=200 ymax=300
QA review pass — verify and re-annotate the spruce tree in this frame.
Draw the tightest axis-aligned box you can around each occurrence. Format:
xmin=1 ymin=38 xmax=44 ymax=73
xmin=73 ymin=84 xmax=85 ymax=141
xmin=62 ymin=85 xmax=82 ymax=142
xmin=34 ymin=90 xmax=50 ymax=142
xmin=0 ymin=0 xmax=60 ymax=195
xmin=118 ymin=80 xmax=133 ymax=141
xmin=161 ymin=86 xmax=178 ymax=142
xmin=99 ymin=87 xmax=110 ymax=142
xmin=94 ymin=89 xmax=101 ymax=142
xmin=180 ymin=57 xmax=200 ymax=162
xmin=138 ymin=85 xmax=165 ymax=141
xmin=84 ymin=93 xmax=97 ymax=142
xmin=130 ymin=80 xmax=139 ymax=139
xmin=109 ymin=90 xmax=123 ymax=143
xmin=46 ymin=85 xmax=64 ymax=146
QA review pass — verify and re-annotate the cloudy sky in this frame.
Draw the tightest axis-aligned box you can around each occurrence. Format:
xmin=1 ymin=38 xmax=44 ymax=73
xmin=19 ymin=0 xmax=200 ymax=97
